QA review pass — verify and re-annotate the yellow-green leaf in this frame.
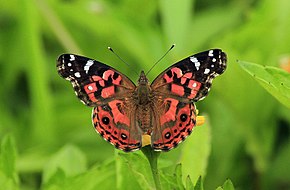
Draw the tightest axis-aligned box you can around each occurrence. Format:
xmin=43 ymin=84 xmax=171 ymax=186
xmin=238 ymin=61 xmax=290 ymax=108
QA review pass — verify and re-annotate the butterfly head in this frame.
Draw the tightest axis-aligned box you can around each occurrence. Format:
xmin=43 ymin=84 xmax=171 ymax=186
xmin=138 ymin=71 xmax=149 ymax=85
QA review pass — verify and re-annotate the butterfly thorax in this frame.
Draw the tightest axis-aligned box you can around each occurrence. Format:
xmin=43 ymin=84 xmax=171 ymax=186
xmin=136 ymin=71 xmax=151 ymax=105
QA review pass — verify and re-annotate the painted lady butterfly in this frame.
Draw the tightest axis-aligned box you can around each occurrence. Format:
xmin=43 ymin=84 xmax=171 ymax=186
xmin=57 ymin=49 xmax=227 ymax=152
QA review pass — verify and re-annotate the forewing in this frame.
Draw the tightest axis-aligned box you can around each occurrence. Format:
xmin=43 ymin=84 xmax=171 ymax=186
xmin=151 ymin=49 xmax=227 ymax=101
xmin=57 ymin=54 xmax=136 ymax=106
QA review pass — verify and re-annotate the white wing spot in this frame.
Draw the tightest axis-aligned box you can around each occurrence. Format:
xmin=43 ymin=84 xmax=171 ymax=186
xmin=74 ymin=72 xmax=81 ymax=78
xmin=208 ymin=50 xmax=214 ymax=57
xmin=190 ymin=56 xmax=200 ymax=70
xmin=84 ymin=60 xmax=94 ymax=74
xmin=211 ymin=64 xmax=215 ymax=68
xmin=70 ymin=55 xmax=75 ymax=61
xmin=67 ymin=63 xmax=72 ymax=67
xmin=190 ymin=56 xmax=198 ymax=63
xmin=192 ymin=82 xmax=197 ymax=88
xmin=70 ymin=69 xmax=73 ymax=72
xmin=87 ymin=85 xmax=93 ymax=91
xmin=195 ymin=62 xmax=200 ymax=70
xmin=212 ymin=58 xmax=216 ymax=62
xmin=204 ymin=68 xmax=210 ymax=74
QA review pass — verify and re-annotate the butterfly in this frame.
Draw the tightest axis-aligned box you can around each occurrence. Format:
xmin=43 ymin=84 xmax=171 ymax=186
xmin=57 ymin=49 xmax=227 ymax=152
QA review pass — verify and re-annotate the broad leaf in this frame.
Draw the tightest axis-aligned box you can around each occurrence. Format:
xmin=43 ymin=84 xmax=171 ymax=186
xmin=238 ymin=61 xmax=290 ymax=108
xmin=180 ymin=119 xmax=211 ymax=184
xmin=43 ymin=160 xmax=116 ymax=190
xmin=42 ymin=144 xmax=87 ymax=184
xmin=117 ymin=151 xmax=154 ymax=190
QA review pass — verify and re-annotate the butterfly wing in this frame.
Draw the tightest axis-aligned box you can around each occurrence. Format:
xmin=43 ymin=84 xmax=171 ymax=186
xmin=92 ymin=101 xmax=142 ymax=152
xmin=151 ymin=49 xmax=227 ymax=101
xmin=150 ymin=49 xmax=227 ymax=151
xmin=150 ymin=98 xmax=197 ymax=151
xmin=57 ymin=54 xmax=142 ymax=151
xmin=57 ymin=54 xmax=136 ymax=106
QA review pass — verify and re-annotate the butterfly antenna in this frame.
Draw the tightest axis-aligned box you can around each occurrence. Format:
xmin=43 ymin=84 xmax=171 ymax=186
xmin=146 ymin=44 xmax=175 ymax=76
xmin=108 ymin=47 xmax=139 ymax=76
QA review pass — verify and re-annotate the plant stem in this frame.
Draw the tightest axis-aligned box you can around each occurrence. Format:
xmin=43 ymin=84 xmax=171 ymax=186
xmin=141 ymin=146 xmax=162 ymax=190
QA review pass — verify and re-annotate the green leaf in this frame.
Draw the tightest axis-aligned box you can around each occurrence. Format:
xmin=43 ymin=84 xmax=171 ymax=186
xmin=159 ymin=0 xmax=193 ymax=53
xmin=193 ymin=176 xmax=203 ymax=190
xmin=117 ymin=151 xmax=154 ymax=190
xmin=43 ymin=168 xmax=66 ymax=190
xmin=43 ymin=159 xmax=116 ymax=190
xmin=174 ymin=164 xmax=185 ymax=190
xmin=221 ymin=179 xmax=235 ymax=190
xmin=215 ymin=179 xmax=235 ymax=190
xmin=180 ymin=120 xmax=211 ymax=184
xmin=185 ymin=175 xmax=194 ymax=190
xmin=238 ymin=61 xmax=290 ymax=108
xmin=159 ymin=171 xmax=179 ymax=190
xmin=264 ymin=141 xmax=290 ymax=188
xmin=0 ymin=136 xmax=17 ymax=180
xmin=67 ymin=163 xmax=115 ymax=190
xmin=0 ymin=135 xmax=19 ymax=189
xmin=42 ymin=144 xmax=87 ymax=184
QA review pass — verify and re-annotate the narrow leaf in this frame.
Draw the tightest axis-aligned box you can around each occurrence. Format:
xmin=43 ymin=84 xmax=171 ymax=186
xmin=0 ymin=135 xmax=19 ymax=189
xmin=185 ymin=175 xmax=194 ymax=190
xmin=194 ymin=176 xmax=203 ymax=190
xmin=222 ymin=179 xmax=235 ymax=190
xmin=174 ymin=164 xmax=185 ymax=189
xmin=0 ymin=135 xmax=17 ymax=180
xmin=159 ymin=0 xmax=193 ymax=53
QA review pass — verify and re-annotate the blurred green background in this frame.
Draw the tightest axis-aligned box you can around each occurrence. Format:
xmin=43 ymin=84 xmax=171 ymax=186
xmin=0 ymin=0 xmax=290 ymax=189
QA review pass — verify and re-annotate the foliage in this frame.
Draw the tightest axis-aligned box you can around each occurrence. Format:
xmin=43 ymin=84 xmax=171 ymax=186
xmin=238 ymin=61 xmax=290 ymax=108
xmin=0 ymin=0 xmax=290 ymax=189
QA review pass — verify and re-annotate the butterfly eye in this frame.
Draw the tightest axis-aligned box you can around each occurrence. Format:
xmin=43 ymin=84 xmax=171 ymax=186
xmin=180 ymin=114 xmax=188 ymax=122
xmin=102 ymin=117 xmax=110 ymax=125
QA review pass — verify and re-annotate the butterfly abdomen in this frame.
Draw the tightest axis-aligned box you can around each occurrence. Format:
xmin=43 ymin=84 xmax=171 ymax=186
xmin=136 ymin=104 xmax=154 ymax=134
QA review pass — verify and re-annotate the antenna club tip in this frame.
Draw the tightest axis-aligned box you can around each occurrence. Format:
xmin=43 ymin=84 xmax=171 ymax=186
xmin=170 ymin=44 xmax=175 ymax=49
xmin=108 ymin=47 xmax=114 ymax=52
